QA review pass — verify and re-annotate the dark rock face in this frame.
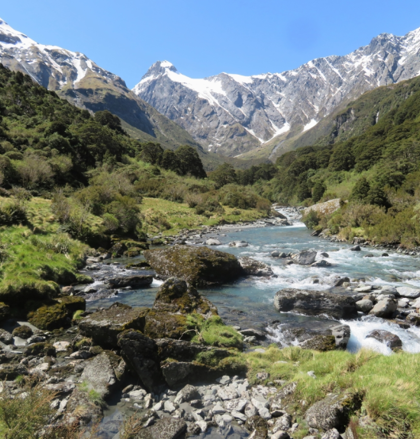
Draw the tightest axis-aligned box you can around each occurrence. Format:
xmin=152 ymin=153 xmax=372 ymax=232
xmin=136 ymin=417 xmax=187 ymax=439
xmin=305 ymin=393 xmax=362 ymax=431
xmin=238 ymin=257 xmax=274 ymax=277
xmin=274 ymin=289 xmax=358 ymax=320
xmin=117 ymin=330 xmax=164 ymax=392
xmin=0 ymin=302 xmax=10 ymax=322
xmin=366 ymin=330 xmax=402 ymax=350
xmin=107 ymin=275 xmax=154 ymax=289
xmin=78 ymin=303 xmax=149 ymax=348
xmin=144 ymin=246 xmax=244 ymax=287
xmin=291 ymin=251 xmax=317 ymax=266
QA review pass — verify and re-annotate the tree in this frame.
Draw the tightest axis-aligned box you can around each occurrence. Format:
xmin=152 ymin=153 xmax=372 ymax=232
xmin=209 ymin=163 xmax=237 ymax=188
xmin=161 ymin=150 xmax=181 ymax=174
xmin=94 ymin=110 xmax=125 ymax=134
xmin=175 ymin=145 xmax=206 ymax=179
xmin=365 ymin=185 xmax=390 ymax=208
xmin=140 ymin=142 xmax=164 ymax=165
xmin=312 ymin=181 xmax=326 ymax=203
xmin=350 ymin=177 xmax=370 ymax=202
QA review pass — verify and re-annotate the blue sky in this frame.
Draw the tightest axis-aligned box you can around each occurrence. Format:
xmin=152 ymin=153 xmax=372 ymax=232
xmin=2 ymin=0 xmax=420 ymax=88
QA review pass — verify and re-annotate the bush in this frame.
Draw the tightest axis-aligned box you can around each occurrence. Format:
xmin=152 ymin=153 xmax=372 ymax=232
xmin=0 ymin=199 xmax=27 ymax=225
xmin=302 ymin=209 xmax=320 ymax=229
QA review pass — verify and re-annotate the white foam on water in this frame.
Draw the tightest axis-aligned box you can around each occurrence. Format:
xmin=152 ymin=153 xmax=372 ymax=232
xmin=151 ymin=278 xmax=164 ymax=287
xmin=266 ymin=324 xmax=300 ymax=348
xmin=343 ymin=316 xmax=420 ymax=355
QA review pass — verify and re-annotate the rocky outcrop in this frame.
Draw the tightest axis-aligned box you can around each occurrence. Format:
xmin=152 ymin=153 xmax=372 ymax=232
xmin=303 ymin=200 xmax=341 ymax=218
xmin=78 ymin=303 xmax=149 ymax=348
xmin=274 ymin=289 xmax=358 ymax=319
xmin=238 ymin=257 xmax=274 ymax=277
xmin=144 ymin=246 xmax=244 ymax=287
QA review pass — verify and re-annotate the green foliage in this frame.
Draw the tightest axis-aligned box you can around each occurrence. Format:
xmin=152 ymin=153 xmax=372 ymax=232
xmin=175 ymin=145 xmax=207 ymax=179
xmin=302 ymin=210 xmax=320 ymax=230
xmin=312 ymin=181 xmax=326 ymax=203
xmin=209 ymin=163 xmax=237 ymax=188
xmin=350 ymin=177 xmax=371 ymax=202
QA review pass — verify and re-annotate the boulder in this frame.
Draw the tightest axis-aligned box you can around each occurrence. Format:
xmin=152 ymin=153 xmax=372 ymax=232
xmin=291 ymin=251 xmax=317 ymax=266
xmin=369 ymin=298 xmax=397 ymax=318
xmin=238 ymin=257 xmax=274 ymax=277
xmin=305 ymin=393 xmax=362 ymax=431
xmin=396 ymin=286 xmax=420 ymax=299
xmin=206 ymin=238 xmax=221 ymax=246
xmin=136 ymin=417 xmax=187 ymax=439
xmin=144 ymin=245 xmax=244 ymax=287
xmin=331 ymin=325 xmax=351 ymax=350
xmin=144 ymin=311 xmax=188 ymax=340
xmin=56 ymin=296 xmax=86 ymax=313
xmin=28 ymin=303 xmax=70 ymax=330
xmin=229 ymin=241 xmax=249 ymax=248
xmin=311 ymin=260 xmax=332 ymax=268
xmin=107 ymin=275 xmax=154 ymax=289
xmin=366 ymin=330 xmax=402 ymax=350
xmin=349 ymin=245 xmax=361 ymax=251
xmin=12 ymin=325 xmax=33 ymax=339
xmin=78 ymin=303 xmax=149 ymax=348
xmin=174 ymin=384 xmax=200 ymax=403
xmin=274 ymin=289 xmax=358 ymax=319
xmin=80 ymin=352 xmax=117 ymax=399
xmin=333 ymin=277 xmax=350 ymax=287
xmin=356 ymin=299 xmax=373 ymax=313
xmin=24 ymin=342 xmax=56 ymax=357
xmin=0 ymin=328 xmax=13 ymax=345
xmin=117 ymin=330 xmax=164 ymax=392
xmin=0 ymin=363 xmax=28 ymax=380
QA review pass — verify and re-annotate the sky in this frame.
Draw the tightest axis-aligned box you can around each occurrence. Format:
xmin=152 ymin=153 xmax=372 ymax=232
xmin=2 ymin=0 xmax=420 ymax=88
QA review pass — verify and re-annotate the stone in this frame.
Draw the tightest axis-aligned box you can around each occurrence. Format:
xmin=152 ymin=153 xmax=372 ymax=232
xmin=117 ymin=330 xmax=163 ymax=392
xmin=311 ymin=260 xmax=332 ymax=268
xmin=334 ymin=277 xmax=350 ymax=287
xmin=229 ymin=241 xmax=249 ymax=248
xmin=406 ymin=313 xmax=420 ymax=326
xmin=291 ymin=250 xmax=317 ymax=265
xmin=366 ymin=330 xmax=402 ymax=350
xmin=349 ymin=245 xmax=361 ymax=251
xmin=356 ymin=299 xmax=373 ymax=313
xmin=0 ymin=363 xmax=28 ymax=380
xmin=164 ymin=400 xmax=176 ymax=413
xmin=12 ymin=325 xmax=33 ymax=339
xmin=245 ymin=415 xmax=268 ymax=439
xmin=206 ymin=238 xmax=221 ymax=245
xmin=238 ymin=257 xmax=274 ymax=277
xmin=144 ymin=245 xmax=244 ymax=287
xmin=354 ymin=285 xmax=373 ymax=293
xmin=174 ymin=384 xmax=200 ymax=404
xmin=364 ymin=253 xmax=375 ymax=258
xmin=270 ymin=382 xmax=297 ymax=412
xmin=0 ymin=328 xmax=13 ymax=345
xmin=245 ymin=403 xmax=258 ymax=418
xmin=53 ymin=341 xmax=70 ymax=352
xmin=28 ymin=304 xmax=70 ymax=330
xmin=79 ymin=302 xmax=149 ymax=348
xmin=135 ymin=417 xmax=187 ymax=439
xmin=396 ymin=286 xmax=420 ymax=299
xmin=271 ymin=251 xmax=280 ymax=257
xmin=369 ymin=298 xmax=398 ymax=318
xmin=107 ymin=275 xmax=153 ymax=289
xmin=24 ymin=342 xmax=56 ymax=357
xmin=301 ymin=335 xmax=337 ymax=352
xmin=272 ymin=432 xmax=290 ymax=439
xmin=274 ymin=289 xmax=358 ymax=319
xmin=273 ymin=414 xmax=292 ymax=432
xmin=305 ymin=393 xmax=362 ymax=431
xmin=331 ymin=325 xmax=351 ymax=350
xmin=80 ymin=352 xmax=117 ymax=399
xmin=240 ymin=328 xmax=266 ymax=339
xmin=321 ymin=429 xmax=342 ymax=439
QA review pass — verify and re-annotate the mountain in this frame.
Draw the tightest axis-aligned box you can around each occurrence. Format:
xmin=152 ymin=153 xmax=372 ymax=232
xmin=134 ymin=28 xmax=420 ymax=159
xmin=0 ymin=18 xmax=203 ymax=153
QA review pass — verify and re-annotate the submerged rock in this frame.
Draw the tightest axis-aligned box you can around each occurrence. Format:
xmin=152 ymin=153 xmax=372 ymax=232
xmin=274 ymin=289 xmax=358 ymax=319
xmin=229 ymin=241 xmax=249 ymax=247
xmin=238 ymin=257 xmax=274 ymax=277
xmin=144 ymin=245 xmax=244 ymax=287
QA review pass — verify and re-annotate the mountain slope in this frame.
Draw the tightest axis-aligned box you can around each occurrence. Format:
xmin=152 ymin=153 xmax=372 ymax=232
xmin=134 ymin=28 xmax=420 ymax=158
xmin=0 ymin=18 xmax=202 ymax=153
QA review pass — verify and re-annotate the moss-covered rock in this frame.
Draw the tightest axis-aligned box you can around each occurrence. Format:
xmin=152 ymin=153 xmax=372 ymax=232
xmin=56 ymin=296 xmax=86 ymax=313
xmin=12 ymin=325 xmax=33 ymax=339
xmin=110 ymin=240 xmax=149 ymax=258
xmin=0 ymin=301 xmax=10 ymax=322
xmin=144 ymin=245 xmax=244 ymax=287
xmin=144 ymin=310 xmax=188 ymax=340
xmin=123 ymin=247 xmax=143 ymax=257
xmin=28 ymin=303 xmax=69 ymax=330
xmin=24 ymin=342 xmax=56 ymax=357
xmin=300 ymin=335 xmax=337 ymax=352
xmin=78 ymin=303 xmax=149 ymax=348
xmin=125 ymin=261 xmax=151 ymax=270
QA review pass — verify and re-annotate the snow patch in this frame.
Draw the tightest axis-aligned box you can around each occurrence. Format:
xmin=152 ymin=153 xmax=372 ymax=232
xmin=303 ymin=119 xmax=318 ymax=132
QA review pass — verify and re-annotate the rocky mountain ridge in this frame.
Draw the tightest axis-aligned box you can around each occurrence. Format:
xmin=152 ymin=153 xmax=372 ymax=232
xmin=0 ymin=18 xmax=203 ymax=153
xmin=134 ymin=28 xmax=420 ymax=158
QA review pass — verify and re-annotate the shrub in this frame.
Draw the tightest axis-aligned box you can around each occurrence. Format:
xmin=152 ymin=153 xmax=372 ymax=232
xmin=0 ymin=199 xmax=27 ymax=225
xmin=302 ymin=209 xmax=320 ymax=229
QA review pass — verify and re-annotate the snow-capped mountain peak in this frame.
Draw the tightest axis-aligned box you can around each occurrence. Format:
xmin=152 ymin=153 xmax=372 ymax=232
xmin=134 ymin=26 xmax=420 ymax=157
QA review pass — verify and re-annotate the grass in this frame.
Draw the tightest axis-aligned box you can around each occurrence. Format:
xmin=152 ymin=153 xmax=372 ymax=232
xmin=244 ymin=345 xmax=420 ymax=438
xmin=142 ymin=197 xmax=266 ymax=236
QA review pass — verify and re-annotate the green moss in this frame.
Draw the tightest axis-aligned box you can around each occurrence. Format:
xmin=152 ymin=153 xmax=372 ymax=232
xmin=57 ymin=296 xmax=86 ymax=313
xmin=28 ymin=303 xmax=68 ymax=330
xmin=144 ymin=310 xmax=188 ymax=339
xmin=24 ymin=342 xmax=56 ymax=357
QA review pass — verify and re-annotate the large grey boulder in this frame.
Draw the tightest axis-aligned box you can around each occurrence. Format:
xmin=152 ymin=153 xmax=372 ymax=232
xmin=356 ymin=299 xmax=374 ymax=313
xmin=291 ymin=251 xmax=317 ymax=266
xmin=80 ymin=352 xmax=117 ymax=399
xmin=366 ymin=330 xmax=402 ymax=350
xmin=369 ymin=298 xmax=397 ymax=318
xmin=78 ymin=302 xmax=149 ymax=348
xmin=238 ymin=257 xmax=274 ymax=277
xmin=274 ymin=289 xmax=358 ymax=319
xmin=305 ymin=393 xmax=361 ymax=431
xmin=144 ymin=245 xmax=244 ymax=287
xmin=396 ymin=286 xmax=420 ymax=299
xmin=107 ymin=275 xmax=153 ymax=289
